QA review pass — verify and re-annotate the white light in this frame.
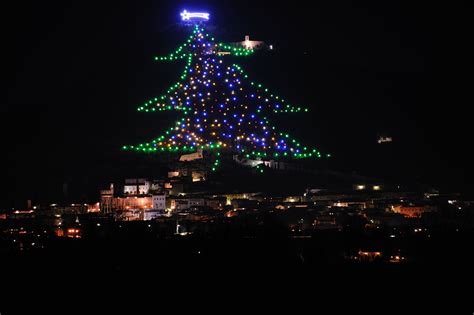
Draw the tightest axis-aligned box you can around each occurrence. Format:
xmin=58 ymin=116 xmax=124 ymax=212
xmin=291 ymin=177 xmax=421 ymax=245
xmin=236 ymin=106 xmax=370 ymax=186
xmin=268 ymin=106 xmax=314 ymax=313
xmin=181 ymin=10 xmax=210 ymax=21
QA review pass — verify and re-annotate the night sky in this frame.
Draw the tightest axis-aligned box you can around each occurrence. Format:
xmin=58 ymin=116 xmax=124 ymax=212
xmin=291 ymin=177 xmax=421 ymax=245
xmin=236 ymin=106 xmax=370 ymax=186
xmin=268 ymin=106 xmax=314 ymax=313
xmin=2 ymin=0 xmax=472 ymax=206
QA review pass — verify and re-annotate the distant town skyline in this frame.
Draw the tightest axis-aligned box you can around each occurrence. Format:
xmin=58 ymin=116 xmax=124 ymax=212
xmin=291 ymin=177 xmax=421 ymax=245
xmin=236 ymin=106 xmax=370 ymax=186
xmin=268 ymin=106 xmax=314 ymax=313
xmin=3 ymin=0 xmax=473 ymax=205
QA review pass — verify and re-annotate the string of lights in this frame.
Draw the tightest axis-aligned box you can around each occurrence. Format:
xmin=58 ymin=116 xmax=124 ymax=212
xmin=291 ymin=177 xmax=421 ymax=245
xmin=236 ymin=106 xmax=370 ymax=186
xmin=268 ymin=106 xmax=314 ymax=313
xmin=124 ymin=24 xmax=330 ymax=171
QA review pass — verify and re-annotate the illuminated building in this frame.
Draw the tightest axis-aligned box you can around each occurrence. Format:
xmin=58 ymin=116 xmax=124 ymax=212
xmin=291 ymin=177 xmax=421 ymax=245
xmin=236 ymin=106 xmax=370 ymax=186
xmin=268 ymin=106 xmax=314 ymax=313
xmin=87 ymin=202 xmax=100 ymax=213
xmin=170 ymin=197 xmax=205 ymax=212
xmin=377 ymin=135 xmax=393 ymax=144
xmin=66 ymin=228 xmax=81 ymax=238
xmin=240 ymin=35 xmax=266 ymax=50
xmin=124 ymin=178 xmax=150 ymax=195
xmin=391 ymin=205 xmax=432 ymax=218
xmin=179 ymin=149 xmax=204 ymax=161
xmin=114 ymin=196 xmax=153 ymax=211
xmin=100 ymin=183 xmax=114 ymax=214
xmin=152 ymin=194 xmax=167 ymax=210
xmin=221 ymin=192 xmax=258 ymax=205
xmin=389 ymin=255 xmax=406 ymax=263
xmin=358 ymin=250 xmax=383 ymax=262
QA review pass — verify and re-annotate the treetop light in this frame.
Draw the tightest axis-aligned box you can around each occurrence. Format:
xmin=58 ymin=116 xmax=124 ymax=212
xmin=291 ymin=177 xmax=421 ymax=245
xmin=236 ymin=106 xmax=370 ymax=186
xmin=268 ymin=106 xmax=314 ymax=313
xmin=181 ymin=10 xmax=210 ymax=22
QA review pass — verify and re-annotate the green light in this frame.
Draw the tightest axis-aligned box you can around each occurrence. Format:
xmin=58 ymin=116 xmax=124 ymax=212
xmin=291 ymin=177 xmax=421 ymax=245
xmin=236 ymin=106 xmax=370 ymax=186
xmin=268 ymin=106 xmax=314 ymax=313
xmin=126 ymin=23 xmax=328 ymax=169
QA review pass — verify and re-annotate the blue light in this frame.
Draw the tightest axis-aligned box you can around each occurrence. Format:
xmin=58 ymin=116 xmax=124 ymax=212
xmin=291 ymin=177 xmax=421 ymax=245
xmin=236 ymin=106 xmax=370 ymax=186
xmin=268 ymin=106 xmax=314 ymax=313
xmin=181 ymin=10 xmax=210 ymax=22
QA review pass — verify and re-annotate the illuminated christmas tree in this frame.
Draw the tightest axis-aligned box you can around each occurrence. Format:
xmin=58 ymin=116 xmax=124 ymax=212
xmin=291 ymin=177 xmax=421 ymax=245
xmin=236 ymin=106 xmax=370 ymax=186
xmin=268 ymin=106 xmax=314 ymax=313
xmin=123 ymin=10 xmax=329 ymax=171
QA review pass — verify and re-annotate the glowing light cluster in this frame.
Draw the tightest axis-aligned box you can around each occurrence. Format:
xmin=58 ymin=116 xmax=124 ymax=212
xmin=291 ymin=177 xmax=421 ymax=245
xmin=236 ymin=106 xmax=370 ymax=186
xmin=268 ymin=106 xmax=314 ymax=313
xmin=217 ymin=43 xmax=254 ymax=56
xmin=124 ymin=24 xmax=330 ymax=167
